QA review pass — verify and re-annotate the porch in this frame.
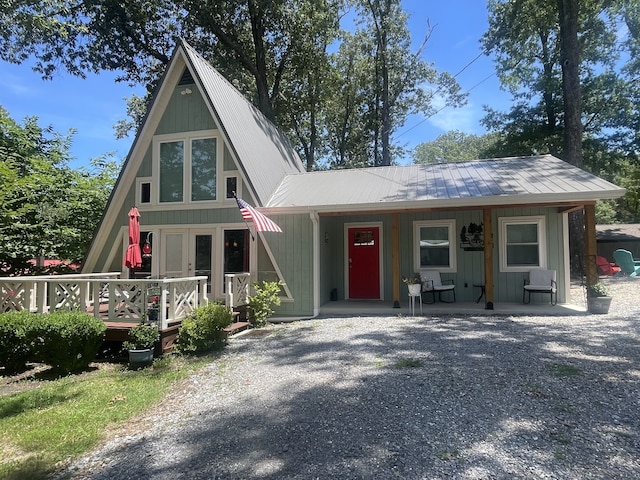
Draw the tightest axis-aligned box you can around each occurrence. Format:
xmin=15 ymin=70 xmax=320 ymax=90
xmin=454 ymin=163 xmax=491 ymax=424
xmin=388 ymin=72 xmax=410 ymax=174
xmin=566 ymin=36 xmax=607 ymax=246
xmin=318 ymin=299 xmax=586 ymax=317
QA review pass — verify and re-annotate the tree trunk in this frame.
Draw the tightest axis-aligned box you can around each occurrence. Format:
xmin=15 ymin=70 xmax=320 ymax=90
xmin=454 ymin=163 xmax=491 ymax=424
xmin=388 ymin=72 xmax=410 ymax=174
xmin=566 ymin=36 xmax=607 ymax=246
xmin=557 ymin=0 xmax=584 ymax=277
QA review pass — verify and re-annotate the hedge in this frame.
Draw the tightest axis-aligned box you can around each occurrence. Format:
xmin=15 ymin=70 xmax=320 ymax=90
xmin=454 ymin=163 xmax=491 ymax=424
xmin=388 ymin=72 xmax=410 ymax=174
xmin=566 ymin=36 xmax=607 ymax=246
xmin=0 ymin=311 xmax=106 ymax=375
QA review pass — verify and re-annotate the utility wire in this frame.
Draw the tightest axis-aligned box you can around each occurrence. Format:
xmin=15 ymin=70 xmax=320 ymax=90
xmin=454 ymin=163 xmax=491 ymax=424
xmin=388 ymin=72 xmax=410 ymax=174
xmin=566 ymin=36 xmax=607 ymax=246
xmin=391 ymin=48 xmax=494 ymax=141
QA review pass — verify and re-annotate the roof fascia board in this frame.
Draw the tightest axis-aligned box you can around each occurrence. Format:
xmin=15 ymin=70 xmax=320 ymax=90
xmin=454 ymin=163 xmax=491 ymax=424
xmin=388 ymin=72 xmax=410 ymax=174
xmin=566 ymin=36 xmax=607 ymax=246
xmin=263 ymin=198 xmax=609 ymax=216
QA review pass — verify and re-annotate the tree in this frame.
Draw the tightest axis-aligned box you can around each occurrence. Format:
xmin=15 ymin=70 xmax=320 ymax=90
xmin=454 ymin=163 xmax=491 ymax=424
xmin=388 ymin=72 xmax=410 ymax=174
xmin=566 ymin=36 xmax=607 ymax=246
xmin=482 ymin=0 xmax=636 ymax=275
xmin=0 ymin=0 xmax=342 ymax=171
xmin=482 ymin=0 xmax=625 ymax=162
xmin=324 ymin=0 xmax=465 ymax=168
xmin=0 ymin=107 xmax=118 ymax=275
xmin=413 ymin=131 xmax=502 ymax=164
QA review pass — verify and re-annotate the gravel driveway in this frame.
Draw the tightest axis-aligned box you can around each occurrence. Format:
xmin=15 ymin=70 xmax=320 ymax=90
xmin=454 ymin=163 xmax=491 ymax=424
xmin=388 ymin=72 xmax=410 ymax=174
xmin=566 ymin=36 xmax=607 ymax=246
xmin=62 ymin=278 xmax=640 ymax=480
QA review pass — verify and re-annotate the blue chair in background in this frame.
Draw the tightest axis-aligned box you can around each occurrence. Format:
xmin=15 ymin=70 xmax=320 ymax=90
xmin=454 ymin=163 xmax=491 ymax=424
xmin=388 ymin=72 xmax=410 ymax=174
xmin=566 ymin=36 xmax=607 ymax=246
xmin=613 ymin=249 xmax=640 ymax=277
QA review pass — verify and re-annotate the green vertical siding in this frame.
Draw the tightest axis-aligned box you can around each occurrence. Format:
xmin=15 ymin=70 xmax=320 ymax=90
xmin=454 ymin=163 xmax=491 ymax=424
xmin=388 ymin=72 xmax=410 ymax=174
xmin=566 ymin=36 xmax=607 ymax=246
xmin=261 ymin=213 xmax=314 ymax=316
xmin=318 ymin=207 xmax=566 ymax=307
xmin=155 ymin=84 xmax=217 ymax=135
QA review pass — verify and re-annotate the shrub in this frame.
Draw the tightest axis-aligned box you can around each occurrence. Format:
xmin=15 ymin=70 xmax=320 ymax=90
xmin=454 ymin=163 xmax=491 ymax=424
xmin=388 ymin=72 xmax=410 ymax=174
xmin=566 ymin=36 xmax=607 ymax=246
xmin=588 ymin=282 xmax=609 ymax=297
xmin=123 ymin=323 xmax=160 ymax=351
xmin=248 ymin=281 xmax=283 ymax=327
xmin=175 ymin=302 xmax=233 ymax=354
xmin=37 ymin=312 xmax=106 ymax=374
xmin=0 ymin=311 xmax=41 ymax=374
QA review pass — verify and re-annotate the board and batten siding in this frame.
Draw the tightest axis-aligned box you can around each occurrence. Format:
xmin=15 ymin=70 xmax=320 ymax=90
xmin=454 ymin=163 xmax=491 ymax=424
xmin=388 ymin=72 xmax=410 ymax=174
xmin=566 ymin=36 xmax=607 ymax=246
xmin=315 ymin=207 xmax=566 ymax=307
xmin=260 ymin=213 xmax=314 ymax=316
xmin=492 ymin=207 xmax=566 ymax=304
xmin=155 ymin=83 xmax=217 ymax=135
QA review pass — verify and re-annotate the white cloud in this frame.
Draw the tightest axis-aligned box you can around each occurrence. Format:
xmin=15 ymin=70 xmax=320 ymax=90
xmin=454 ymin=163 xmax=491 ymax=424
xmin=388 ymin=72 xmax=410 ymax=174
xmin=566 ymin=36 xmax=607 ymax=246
xmin=427 ymin=95 xmax=484 ymax=135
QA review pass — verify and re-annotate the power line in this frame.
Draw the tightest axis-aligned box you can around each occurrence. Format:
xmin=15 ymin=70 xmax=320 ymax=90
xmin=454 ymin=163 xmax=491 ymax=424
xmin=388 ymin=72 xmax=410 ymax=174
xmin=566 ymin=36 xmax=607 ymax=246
xmin=392 ymin=47 xmax=496 ymax=141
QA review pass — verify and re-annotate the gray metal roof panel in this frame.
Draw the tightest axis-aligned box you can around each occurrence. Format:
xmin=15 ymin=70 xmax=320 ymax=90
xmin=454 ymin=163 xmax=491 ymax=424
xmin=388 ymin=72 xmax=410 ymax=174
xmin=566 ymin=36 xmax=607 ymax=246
xmin=181 ymin=40 xmax=305 ymax=206
xmin=267 ymin=155 xmax=625 ymax=210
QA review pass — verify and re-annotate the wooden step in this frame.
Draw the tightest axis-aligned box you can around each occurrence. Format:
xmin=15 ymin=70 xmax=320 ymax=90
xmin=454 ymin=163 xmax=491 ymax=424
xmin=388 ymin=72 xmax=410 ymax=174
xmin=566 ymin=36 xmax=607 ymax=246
xmin=223 ymin=321 xmax=251 ymax=336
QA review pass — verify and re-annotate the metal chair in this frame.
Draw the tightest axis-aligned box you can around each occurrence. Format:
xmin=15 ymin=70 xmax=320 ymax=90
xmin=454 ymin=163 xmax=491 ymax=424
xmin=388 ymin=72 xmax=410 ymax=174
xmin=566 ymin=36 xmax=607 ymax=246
xmin=523 ymin=269 xmax=557 ymax=305
xmin=420 ymin=271 xmax=456 ymax=304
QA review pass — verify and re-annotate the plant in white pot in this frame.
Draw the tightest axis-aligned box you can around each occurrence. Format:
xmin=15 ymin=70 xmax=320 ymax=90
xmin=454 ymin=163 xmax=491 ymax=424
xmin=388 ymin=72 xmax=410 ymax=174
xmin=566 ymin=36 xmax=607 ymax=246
xmin=587 ymin=282 xmax=612 ymax=314
xmin=123 ymin=323 xmax=160 ymax=368
xmin=403 ymin=275 xmax=423 ymax=296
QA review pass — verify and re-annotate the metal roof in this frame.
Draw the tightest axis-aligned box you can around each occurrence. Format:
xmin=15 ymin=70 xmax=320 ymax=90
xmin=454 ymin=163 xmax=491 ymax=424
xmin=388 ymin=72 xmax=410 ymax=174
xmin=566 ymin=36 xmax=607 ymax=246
xmin=267 ymin=155 xmax=625 ymax=212
xmin=181 ymin=40 xmax=306 ymax=206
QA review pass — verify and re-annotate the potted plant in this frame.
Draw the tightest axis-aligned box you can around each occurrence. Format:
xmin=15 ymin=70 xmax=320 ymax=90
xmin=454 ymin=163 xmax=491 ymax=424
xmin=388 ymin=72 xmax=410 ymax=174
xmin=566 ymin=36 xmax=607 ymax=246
xmin=147 ymin=295 xmax=159 ymax=322
xmin=587 ymin=282 xmax=612 ymax=314
xmin=402 ymin=275 xmax=422 ymax=296
xmin=123 ymin=323 xmax=160 ymax=368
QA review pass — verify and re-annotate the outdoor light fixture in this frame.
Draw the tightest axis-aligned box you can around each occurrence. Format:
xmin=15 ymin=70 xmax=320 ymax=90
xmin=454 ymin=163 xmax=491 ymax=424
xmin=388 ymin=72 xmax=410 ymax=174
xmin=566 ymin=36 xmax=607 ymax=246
xmin=142 ymin=232 xmax=153 ymax=257
xmin=180 ymin=88 xmax=192 ymax=95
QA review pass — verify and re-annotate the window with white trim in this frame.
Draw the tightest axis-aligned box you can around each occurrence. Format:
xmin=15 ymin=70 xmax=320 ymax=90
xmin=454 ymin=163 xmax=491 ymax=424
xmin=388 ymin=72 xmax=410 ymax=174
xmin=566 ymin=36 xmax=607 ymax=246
xmin=154 ymin=131 xmax=220 ymax=204
xmin=413 ymin=220 xmax=456 ymax=272
xmin=499 ymin=216 xmax=547 ymax=271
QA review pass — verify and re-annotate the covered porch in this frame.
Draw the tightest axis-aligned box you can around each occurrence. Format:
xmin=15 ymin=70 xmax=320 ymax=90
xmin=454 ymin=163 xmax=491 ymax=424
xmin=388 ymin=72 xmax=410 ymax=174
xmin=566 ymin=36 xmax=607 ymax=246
xmin=318 ymin=298 xmax=586 ymax=318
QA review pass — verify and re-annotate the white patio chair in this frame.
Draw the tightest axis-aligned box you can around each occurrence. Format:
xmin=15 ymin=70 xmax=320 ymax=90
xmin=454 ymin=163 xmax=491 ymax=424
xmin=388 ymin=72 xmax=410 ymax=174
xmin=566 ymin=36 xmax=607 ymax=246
xmin=420 ymin=271 xmax=456 ymax=304
xmin=523 ymin=269 xmax=557 ymax=305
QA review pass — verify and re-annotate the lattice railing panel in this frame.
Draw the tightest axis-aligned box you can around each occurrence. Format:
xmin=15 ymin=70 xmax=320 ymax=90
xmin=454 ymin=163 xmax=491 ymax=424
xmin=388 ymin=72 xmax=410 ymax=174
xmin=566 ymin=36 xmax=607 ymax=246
xmin=51 ymin=282 xmax=82 ymax=311
xmin=225 ymin=273 xmax=250 ymax=308
xmin=111 ymin=282 xmax=146 ymax=321
xmin=172 ymin=280 xmax=198 ymax=318
xmin=1 ymin=282 xmax=28 ymax=312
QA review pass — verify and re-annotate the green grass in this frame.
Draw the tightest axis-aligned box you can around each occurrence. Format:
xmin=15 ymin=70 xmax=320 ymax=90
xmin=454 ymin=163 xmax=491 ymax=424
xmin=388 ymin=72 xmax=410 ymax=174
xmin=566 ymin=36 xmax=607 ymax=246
xmin=394 ymin=358 xmax=422 ymax=368
xmin=0 ymin=355 xmax=212 ymax=480
xmin=546 ymin=363 xmax=582 ymax=377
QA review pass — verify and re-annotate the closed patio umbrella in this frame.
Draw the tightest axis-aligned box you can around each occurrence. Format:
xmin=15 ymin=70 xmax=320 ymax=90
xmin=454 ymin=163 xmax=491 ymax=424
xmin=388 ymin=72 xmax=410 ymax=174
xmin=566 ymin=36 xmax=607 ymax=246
xmin=124 ymin=206 xmax=142 ymax=269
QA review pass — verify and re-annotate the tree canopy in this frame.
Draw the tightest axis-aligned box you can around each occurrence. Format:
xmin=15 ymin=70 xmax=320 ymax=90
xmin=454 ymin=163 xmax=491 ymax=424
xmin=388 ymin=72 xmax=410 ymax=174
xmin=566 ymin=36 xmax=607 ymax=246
xmin=0 ymin=0 xmax=463 ymax=170
xmin=0 ymin=106 xmax=119 ymax=275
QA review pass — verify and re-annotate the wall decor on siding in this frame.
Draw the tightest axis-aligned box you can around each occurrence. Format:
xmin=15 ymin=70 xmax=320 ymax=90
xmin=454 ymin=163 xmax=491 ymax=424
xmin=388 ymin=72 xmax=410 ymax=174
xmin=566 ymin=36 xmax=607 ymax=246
xmin=460 ymin=222 xmax=484 ymax=251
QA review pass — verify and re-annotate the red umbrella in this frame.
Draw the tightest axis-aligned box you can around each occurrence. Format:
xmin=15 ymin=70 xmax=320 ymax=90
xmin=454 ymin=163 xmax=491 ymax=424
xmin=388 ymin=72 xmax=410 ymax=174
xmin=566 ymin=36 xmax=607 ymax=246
xmin=124 ymin=207 xmax=142 ymax=269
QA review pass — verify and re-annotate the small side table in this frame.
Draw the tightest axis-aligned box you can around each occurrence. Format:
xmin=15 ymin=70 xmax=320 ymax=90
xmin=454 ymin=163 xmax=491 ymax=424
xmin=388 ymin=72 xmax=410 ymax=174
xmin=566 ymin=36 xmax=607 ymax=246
xmin=473 ymin=284 xmax=485 ymax=303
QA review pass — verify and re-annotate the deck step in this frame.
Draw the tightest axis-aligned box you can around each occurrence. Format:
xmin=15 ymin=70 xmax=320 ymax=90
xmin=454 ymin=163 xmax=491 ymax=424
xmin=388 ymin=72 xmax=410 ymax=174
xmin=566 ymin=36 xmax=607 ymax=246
xmin=224 ymin=321 xmax=251 ymax=336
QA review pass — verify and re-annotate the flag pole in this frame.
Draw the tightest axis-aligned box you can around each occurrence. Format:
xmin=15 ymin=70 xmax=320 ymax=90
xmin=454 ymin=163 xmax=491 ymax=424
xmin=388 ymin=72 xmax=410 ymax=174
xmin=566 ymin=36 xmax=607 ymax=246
xmin=233 ymin=191 xmax=255 ymax=241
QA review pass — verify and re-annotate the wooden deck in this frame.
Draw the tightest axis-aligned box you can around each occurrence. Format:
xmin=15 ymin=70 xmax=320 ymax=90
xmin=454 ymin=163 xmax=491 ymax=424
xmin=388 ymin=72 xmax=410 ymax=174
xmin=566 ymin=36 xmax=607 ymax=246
xmin=105 ymin=321 xmax=181 ymax=354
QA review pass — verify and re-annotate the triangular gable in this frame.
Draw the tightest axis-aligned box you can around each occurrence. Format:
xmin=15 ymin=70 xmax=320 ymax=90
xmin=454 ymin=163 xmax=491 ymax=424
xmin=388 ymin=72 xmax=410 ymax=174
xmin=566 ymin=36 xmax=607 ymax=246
xmin=180 ymin=40 xmax=305 ymax=205
xmin=83 ymin=40 xmax=304 ymax=272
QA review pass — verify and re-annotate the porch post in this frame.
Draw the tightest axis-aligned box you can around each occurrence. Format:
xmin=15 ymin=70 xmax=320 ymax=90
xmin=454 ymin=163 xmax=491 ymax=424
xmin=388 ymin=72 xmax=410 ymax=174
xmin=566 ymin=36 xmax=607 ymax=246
xmin=392 ymin=213 xmax=400 ymax=308
xmin=584 ymin=203 xmax=598 ymax=287
xmin=483 ymin=208 xmax=494 ymax=310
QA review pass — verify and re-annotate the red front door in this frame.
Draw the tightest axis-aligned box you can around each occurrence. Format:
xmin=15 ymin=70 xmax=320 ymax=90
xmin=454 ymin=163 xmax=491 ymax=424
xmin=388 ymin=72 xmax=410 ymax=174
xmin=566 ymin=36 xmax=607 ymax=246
xmin=348 ymin=227 xmax=380 ymax=299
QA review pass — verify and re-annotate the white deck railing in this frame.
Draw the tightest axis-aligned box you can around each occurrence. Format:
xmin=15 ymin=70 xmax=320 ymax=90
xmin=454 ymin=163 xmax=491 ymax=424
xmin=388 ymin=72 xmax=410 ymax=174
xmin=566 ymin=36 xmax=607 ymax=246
xmin=225 ymin=273 xmax=251 ymax=308
xmin=0 ymin=274 xmax=210 ymax=330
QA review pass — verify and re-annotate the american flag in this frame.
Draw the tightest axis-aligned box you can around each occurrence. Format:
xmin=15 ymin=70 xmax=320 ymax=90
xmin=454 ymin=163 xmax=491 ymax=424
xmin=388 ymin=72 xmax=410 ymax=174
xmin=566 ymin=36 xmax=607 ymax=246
xmin=235 ymin=197 xmax=282 ymax=233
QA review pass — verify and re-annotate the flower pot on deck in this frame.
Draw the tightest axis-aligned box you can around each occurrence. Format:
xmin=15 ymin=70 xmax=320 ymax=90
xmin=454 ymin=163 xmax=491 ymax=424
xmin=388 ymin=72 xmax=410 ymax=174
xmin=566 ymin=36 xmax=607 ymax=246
xmin=128 ymin=348 xmax=154 ymax=369
xmin=407 ymin=284 xmax=421 ymax=296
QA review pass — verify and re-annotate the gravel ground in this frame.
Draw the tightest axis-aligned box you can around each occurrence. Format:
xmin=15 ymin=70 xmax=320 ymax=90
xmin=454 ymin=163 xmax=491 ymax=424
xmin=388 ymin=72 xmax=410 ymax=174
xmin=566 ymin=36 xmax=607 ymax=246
xmin=59 ymin=277 xmax=640 ymax=480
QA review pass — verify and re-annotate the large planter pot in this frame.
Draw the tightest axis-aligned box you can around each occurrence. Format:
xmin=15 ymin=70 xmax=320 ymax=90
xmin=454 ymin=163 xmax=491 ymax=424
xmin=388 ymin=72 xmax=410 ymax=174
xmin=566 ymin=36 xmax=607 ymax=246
xmin=407 ymin=284 xmax=421 ymax=296
xmin=588 ymin=296 xmax=612 ymax=314
xmin=128 ymin=348 xmax=154 ymax=368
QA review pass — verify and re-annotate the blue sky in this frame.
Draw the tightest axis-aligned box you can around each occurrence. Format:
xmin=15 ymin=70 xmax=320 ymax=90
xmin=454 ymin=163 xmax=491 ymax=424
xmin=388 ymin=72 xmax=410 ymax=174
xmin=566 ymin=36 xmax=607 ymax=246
xmin=0 ymin=1 xmax=509 ymax=168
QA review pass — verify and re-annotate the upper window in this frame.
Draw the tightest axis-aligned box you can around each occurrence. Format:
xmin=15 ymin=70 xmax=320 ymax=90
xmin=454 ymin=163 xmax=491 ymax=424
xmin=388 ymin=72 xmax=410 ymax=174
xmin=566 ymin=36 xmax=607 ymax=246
xmin=413 ymin=220 xmax=456 ymax=273
xmin=155 ymin=131 xmax=219 ymax=204
xmin=499 ymin=216 xmax=546 ymax=272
